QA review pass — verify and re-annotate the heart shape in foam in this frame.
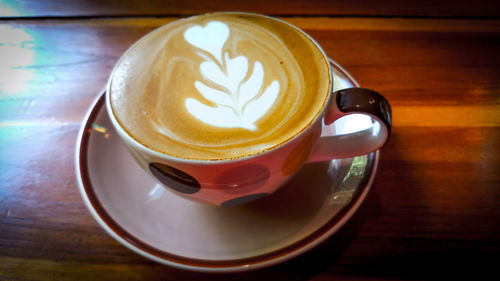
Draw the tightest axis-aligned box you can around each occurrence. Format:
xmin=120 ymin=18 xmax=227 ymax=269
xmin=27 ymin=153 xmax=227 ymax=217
xmin=184 ymin=21 xmax=229 ymax=63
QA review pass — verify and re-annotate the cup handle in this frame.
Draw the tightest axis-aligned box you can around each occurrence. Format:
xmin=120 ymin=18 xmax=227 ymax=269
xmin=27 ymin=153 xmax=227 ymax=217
xmin=308 ymin=88 xmax=392 ymax=163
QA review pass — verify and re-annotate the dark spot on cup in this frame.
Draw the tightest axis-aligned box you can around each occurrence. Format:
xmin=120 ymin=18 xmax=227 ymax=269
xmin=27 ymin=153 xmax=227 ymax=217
xmin=221 ymin=193 xmax=269 ymax=207
xmin=282 ymin=133 xmax=316 ymax=175
xmin=149 ymin=163 xmax=200 ymax=194
xmin=217 ymin=165 xmax=270 ymax=194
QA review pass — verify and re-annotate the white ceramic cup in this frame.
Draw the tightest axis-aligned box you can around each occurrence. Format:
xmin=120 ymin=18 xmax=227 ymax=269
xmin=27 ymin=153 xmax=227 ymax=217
xmin=105 ymin=12 xmax=392 ymax=206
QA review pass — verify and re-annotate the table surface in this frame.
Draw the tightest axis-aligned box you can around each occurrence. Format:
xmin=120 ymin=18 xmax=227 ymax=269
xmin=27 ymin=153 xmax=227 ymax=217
xmin=1 ymin=1 xmax=499 ymax=280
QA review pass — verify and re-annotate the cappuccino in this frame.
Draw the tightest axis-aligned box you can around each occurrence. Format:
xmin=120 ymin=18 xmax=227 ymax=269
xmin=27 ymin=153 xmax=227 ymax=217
xmin=109 ymin=13 xmax=330 ymax=160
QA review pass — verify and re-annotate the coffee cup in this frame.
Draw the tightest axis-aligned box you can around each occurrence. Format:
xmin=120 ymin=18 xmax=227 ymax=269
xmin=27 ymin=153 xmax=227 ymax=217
xmin=105 ymin=12 xmax=392 ymax=206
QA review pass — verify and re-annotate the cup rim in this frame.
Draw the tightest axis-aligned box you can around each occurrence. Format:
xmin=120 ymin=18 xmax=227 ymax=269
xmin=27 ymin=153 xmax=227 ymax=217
xmin=105 ymin=11 xmax=333 ymax=164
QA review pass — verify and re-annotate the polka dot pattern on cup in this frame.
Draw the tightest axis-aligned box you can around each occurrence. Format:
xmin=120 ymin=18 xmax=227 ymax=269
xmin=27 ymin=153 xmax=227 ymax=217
xmin=149 ymin=163 xmax=200 ymax=194
xmin=281 ymin=133 xmax=317 ymax=175
xmin=220 ymin=193 xmax=269 ymax=207
xmin=216 ymin=164 xmax=270 ymax=194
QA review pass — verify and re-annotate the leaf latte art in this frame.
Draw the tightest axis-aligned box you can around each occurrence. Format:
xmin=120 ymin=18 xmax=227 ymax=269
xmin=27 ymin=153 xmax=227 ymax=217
xmin=184 ymin=21 xmax=280 ymax=130
xmin=109 ymin=13 xmax=330 ymax=160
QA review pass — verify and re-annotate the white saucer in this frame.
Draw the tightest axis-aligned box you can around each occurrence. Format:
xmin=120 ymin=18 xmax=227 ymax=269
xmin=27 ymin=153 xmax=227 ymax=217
xmin=75 ymin=59 xmax=379 ymax=273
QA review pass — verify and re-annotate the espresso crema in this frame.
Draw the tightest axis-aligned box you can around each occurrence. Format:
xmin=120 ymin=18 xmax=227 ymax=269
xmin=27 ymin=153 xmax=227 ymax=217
xmin=109 ymin=13 xmax=331 ymax=160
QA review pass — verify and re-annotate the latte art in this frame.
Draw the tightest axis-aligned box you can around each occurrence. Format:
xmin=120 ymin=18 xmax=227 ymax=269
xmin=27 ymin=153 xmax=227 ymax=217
xmin=109 ymin=13 xmax=330 ymax=160
xmin=183 ymin=21 xmax=280 ymax=130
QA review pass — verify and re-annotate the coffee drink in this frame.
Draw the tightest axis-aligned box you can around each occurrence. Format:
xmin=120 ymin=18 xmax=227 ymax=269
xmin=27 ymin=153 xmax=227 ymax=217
xmin=109 ymin=12 xmax=331 ymax=160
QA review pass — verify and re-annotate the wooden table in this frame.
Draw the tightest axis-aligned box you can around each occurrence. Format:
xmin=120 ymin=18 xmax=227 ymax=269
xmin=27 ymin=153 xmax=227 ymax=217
xmin=1 ymin=1 xmax=499 ymax=280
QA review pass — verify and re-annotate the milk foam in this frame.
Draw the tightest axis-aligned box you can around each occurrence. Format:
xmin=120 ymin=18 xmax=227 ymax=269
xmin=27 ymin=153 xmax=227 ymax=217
xmin=109 ymin=13 xmax=330 ymax=160
xmin=183 ymin=21 xmax=280 ymax=130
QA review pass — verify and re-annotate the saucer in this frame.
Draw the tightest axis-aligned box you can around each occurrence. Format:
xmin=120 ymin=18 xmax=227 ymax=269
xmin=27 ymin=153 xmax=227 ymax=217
xmin=75 ymin=59 xmax=379 ymax=273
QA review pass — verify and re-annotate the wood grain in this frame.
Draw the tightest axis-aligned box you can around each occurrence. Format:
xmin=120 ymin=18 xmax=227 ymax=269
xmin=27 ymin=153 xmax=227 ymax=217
xmin=2 ymin=0 xmax=500 ymax=17
xmin=1 ymin=16 xmax=499 ymax=280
